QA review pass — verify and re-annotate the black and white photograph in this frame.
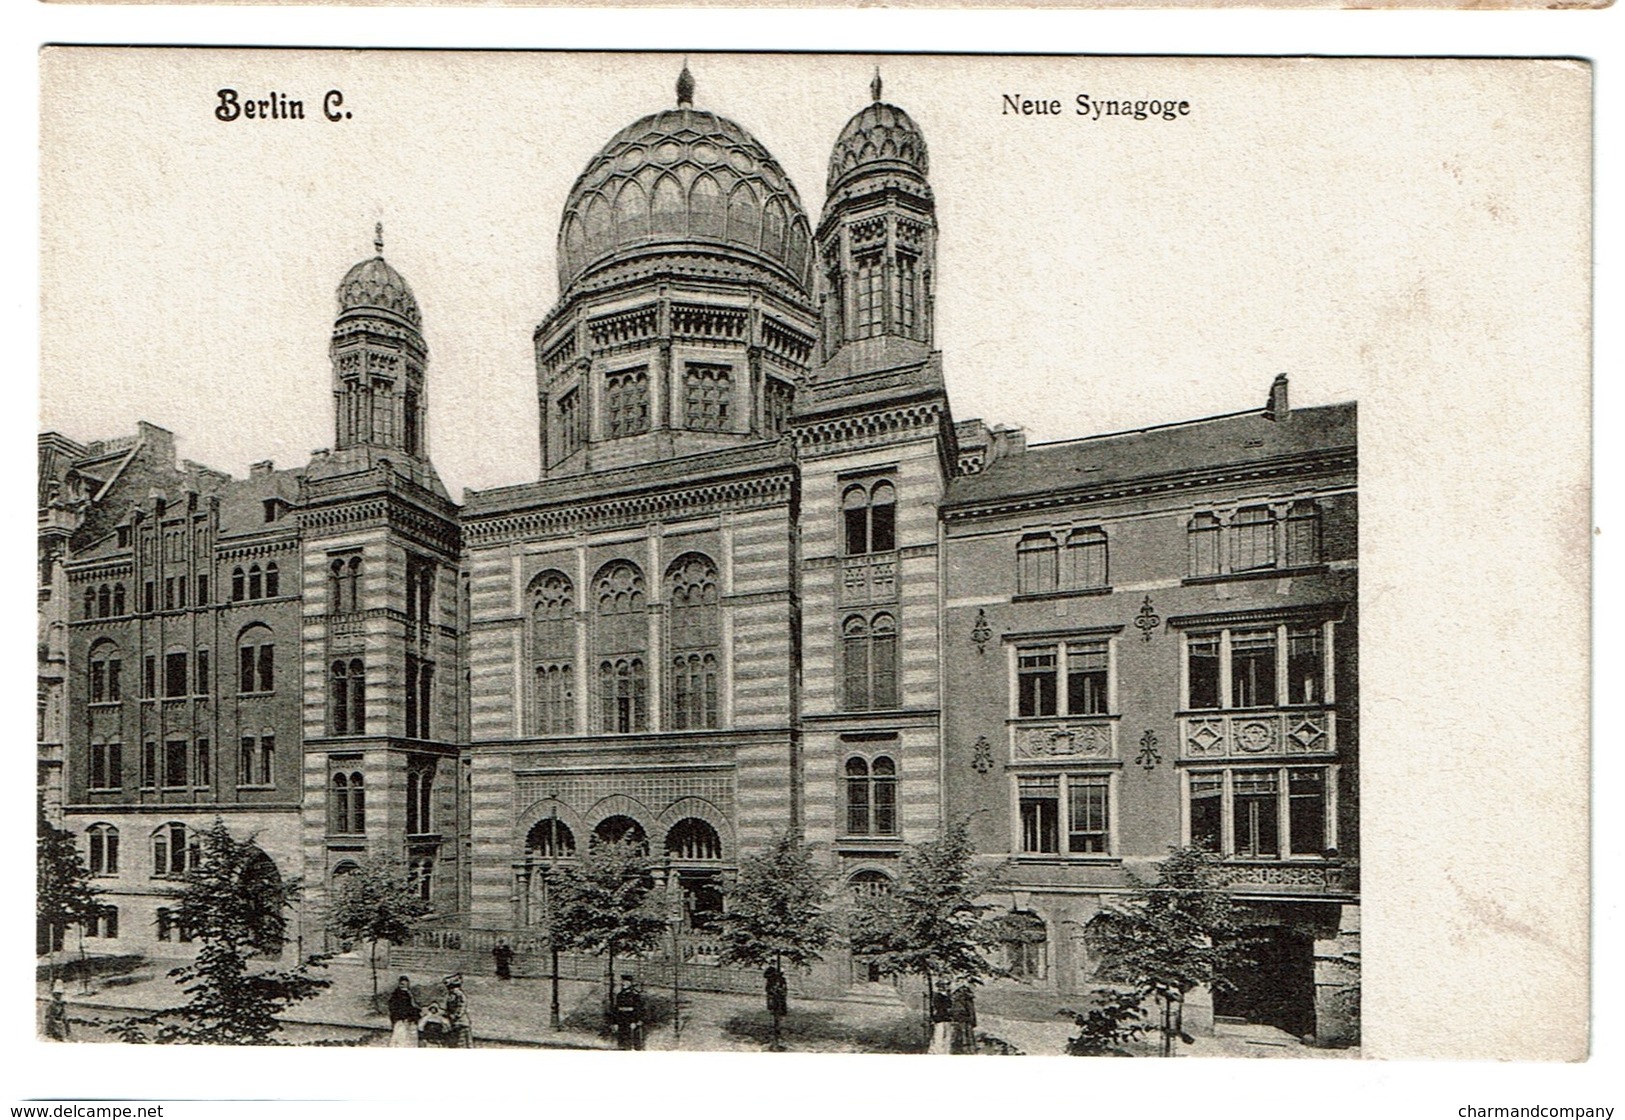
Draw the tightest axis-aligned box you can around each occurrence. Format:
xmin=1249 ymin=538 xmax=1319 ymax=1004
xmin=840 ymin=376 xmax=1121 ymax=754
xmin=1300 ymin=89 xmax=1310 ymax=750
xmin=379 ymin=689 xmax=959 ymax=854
xmin=29 ymin=46 xmax=1593 ymax=1101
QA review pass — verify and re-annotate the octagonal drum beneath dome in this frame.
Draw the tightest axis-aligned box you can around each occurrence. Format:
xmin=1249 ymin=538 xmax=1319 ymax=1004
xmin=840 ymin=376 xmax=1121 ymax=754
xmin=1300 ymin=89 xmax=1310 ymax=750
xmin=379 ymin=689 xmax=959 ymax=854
xmin=557 ymin=108 xmax=813 ymax=298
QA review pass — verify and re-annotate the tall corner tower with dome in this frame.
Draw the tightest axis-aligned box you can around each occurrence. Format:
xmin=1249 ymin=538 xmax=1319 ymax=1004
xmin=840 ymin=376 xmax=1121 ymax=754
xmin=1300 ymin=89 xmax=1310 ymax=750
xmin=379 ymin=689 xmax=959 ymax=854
xmin=299 ymin=226 xmax=464 ymax=928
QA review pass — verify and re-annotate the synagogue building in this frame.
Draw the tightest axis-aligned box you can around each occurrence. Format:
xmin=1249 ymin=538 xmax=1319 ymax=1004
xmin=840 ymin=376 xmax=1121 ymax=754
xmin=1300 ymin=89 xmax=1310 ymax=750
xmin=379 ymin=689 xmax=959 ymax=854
xmin=39 ymin=68 xmax=1359 ymax=1043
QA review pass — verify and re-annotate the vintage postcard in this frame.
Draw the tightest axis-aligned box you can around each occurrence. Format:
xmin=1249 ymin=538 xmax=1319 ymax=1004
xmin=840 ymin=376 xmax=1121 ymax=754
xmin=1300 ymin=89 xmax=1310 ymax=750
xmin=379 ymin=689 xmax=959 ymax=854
xmin=34 ymin=50 xmax=1590 ymax=1083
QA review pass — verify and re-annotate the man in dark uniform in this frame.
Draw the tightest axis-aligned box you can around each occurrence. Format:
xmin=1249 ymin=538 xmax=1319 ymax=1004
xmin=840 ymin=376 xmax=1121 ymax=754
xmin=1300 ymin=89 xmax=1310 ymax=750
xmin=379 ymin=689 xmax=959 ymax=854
xmin=612 ymin=975 xmax=645 ymax=1050
xmin=764 ymin=966 xmax=789 ymax=1051
xmin=492 ymin=940 xmax=515 ymax=980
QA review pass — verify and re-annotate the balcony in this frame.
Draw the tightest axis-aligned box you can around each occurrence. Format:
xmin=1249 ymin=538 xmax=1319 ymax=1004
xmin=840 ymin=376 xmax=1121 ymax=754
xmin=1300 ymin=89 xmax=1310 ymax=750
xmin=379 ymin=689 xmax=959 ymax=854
xmin=840 ymin=554 xmax=897 ymax=606
xmin=1181 ymin=709 xmax=1335 ymax=760
xmin=1225 ymin=860 xmax=1351 ymax=894
xmin=1008 ymin=716 xmax=1117 ymax=763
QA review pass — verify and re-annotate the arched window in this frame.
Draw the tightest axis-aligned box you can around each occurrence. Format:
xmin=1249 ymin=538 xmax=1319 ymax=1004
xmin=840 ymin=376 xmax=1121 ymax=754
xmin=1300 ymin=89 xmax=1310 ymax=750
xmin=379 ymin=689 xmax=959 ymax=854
xmin=247 ymin=564 xmax=263 ymax=600
xmin=409 ymin=857 xmax=433 ymax=903
xmin=150 ymin=822 xmax=197 ymax=878
xmin=842 ymin=479 xmax=897 ymax=556
xmin=842 ymin=612 xmax=898 ymax=712
xmin=1017 ymin=534 xmax=1059 ymax=595
xmin=1285 ymin=500 xmax=1323 ymax=568
xmin=89 ymin=641 xmax=123 ymax=704
xmin=87 ymin=823 xmax=119 ymax=875
xmin=1188 ymin=513 xmax=1222 ymax=578
xmin=329 ymin=771 xmax=367 ymax=834
xmin=668 ymin=555 xmax=720 ymax=730
xmin=265 ymin=562 xmax=279 ymax=598
xmin=998 ymin=911 xmax=1048 ymax=980
xmin=112 ymin=583 xmax=126 ymax=616
xmin=664 ymin=818 xmax=722 ymax=861
xmin=529 ymin=572 xmax=575 ymax=735
xmin=238 ymin=625 xmax=274 ymax=694
xmin=526 ymin=817 xmax=576 ymax=860
xmin=83 ymin=587 xmax=96 ymax=619
xmin=328 ymin=554 xmax=362 ymax=612
xmin=406 ymin=768 xmax=434 ymax=835
xmin=845 ymin=755 xmax=898 ymax=836
xmin=592 ymin=815 xmax=648 ymax=853
xmin=1064 ymin=528 xmax=1108 ymax=590
xmin=329 ymin=659 xmax=366 ymax=735
xmin=231 ymin=567 xmax=246 ymax=602
xmin=594 ymin=562 xmax=647 ymax=733
xmin=98 ymin=584 xmax=112 ymax=618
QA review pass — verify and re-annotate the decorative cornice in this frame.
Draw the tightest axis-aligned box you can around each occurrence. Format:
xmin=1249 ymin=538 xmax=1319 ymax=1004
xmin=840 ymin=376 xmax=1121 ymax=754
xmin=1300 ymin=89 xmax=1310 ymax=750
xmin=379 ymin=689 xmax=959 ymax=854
xmin=1165 ymin=602 xmax=1351 ymax=629
xmin=793 ymin=400 xmax=945 ymax=452
xmin=466 ymin=470 xmax=793 ymax=545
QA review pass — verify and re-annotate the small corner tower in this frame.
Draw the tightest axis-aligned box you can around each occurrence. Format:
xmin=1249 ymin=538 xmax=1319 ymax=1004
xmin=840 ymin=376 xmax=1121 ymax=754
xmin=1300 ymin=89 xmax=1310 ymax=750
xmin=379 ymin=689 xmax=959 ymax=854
xmin=331 ymin=224 xmax=430 ymax=462
xmin=816 ymin=71 xmax=937 ymax=376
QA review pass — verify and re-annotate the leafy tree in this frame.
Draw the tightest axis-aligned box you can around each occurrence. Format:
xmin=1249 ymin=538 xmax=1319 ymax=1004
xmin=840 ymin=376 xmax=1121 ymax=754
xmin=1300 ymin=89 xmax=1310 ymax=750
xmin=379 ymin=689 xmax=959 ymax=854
xmin=847 ymin=820 xmax=1004 ymax=1041
xmin=714 ymin=831 xmax=836 ymax=1050
xmin=37 ymin=814 xmax=101 ymax=985
xmin=1059 ymin=989 xmax=1148 ymax=1056
xmin=114 ymin=818 xmax=330 ymax=1045
xmin=543 ymin=837 xmax=667 ymax=1024
xmin=1083 ymin=845 xmax=1251 ymax=1056
xmin=324 ymin=857 xmax=434 ymax=1001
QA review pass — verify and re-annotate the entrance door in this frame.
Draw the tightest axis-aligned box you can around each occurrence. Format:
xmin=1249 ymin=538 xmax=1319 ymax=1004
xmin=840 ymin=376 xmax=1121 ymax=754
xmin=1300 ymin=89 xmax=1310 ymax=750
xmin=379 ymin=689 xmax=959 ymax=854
xmin=1214 ymin=925 xmax=1316 ymax=1038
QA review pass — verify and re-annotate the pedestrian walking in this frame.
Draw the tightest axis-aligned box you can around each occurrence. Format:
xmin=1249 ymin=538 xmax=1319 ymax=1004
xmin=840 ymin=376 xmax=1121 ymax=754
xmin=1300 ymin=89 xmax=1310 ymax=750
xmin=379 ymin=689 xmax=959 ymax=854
xmin=928 ymin=986 xmax=953 ymax=1054
xmin=388 ymin=975 xmax=421 ymax=1047
xmin=44 ymin=983 xmax=70 ymax=1042
xmin=492 ymin=940 xmax=514 ymax=980
xmin=443 ymin=973 xmax=472 ymax=1048
xmin=612 ymin=975 xmax=645 ymax=1050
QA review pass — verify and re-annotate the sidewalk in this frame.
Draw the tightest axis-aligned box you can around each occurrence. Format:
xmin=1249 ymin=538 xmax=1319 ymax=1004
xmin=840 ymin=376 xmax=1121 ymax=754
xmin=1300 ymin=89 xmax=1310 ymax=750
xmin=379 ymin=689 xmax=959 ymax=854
xmin=38 ymin=956 xmax=1353 ymax=1057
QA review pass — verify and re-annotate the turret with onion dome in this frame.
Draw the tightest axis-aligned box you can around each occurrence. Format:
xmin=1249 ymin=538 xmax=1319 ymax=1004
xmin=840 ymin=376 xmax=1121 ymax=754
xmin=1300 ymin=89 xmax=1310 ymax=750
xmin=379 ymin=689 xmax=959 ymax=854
xmin=816 ymin=71 xmax=937 ymax=373
xmin=329 ymin=224 xmax=430 ymax=463
xmin=534 ymin=65 xmax=818 ymax=479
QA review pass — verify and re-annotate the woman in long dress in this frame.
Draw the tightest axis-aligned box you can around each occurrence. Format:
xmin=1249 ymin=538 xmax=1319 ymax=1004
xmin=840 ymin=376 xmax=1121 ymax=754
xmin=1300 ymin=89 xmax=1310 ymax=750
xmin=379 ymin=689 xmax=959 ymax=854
xmin=388 ymin=976 xmax=420 ymax=1047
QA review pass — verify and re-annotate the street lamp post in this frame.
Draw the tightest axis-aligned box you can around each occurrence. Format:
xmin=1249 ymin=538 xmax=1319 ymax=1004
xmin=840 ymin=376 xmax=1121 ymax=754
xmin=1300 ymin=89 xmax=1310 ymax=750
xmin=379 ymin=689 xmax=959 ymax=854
xmin=548 ymin=804 xmax=561 ymax=1031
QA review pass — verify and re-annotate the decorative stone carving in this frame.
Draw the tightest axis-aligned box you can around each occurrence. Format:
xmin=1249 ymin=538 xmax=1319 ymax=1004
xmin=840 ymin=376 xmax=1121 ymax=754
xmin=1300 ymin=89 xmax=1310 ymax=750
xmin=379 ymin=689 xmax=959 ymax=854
xmin=840 ymin=555 xmax=897 ymax=605
xmin=1133 ymin=595 xmax=1161 ymax=642
xmin=1181 ymin=712 xmax=1333 ymax=759
xmin=1011 ymin=721 xmax=1113 ymax=760
xmin=970 ymin=735 xmax=993 ymax=774
xmin=1136 ymin=729 xmax=1161 ymax=771
xmin=1233 ymin=717 xmax=1280 ymax=754
xmin=970 ymin=608 xmax=992 ymax=654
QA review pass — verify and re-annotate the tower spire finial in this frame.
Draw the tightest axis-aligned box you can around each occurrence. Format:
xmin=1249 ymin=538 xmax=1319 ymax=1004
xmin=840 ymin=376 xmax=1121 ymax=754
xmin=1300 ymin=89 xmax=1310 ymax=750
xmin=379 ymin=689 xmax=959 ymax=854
xmin=871 ymin=67 xmax=883 ymax=103
xmin=676 ymin=59 xmax=694 ymax=108
xmin=374 ymin=222 xmax=384 ymax=256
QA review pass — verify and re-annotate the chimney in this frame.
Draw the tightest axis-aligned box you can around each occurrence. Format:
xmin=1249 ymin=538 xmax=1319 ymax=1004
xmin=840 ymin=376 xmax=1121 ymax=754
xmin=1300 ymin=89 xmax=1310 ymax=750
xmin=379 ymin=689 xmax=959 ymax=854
xmin=990 ymin=425 xmax=1027 ymax=462
xmin=250 ymin=460 xmax=275 ymax=477
xmin=1264 ymin=374 xmax=1290 ymax=422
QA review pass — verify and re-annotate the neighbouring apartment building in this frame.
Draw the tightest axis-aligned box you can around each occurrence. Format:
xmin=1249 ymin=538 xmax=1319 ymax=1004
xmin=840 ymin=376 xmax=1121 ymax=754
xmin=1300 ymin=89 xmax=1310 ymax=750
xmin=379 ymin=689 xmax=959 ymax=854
xmin=40 ymin=67 xmax=1358 ymax=1042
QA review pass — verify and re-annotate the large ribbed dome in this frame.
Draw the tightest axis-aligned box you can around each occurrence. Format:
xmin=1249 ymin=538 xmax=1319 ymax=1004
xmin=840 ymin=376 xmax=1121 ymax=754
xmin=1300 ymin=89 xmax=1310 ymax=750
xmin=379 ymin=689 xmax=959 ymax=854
xmin=556 ymin=102 xmax=813 ymax=297
xmin=337 ymin=231 xmax=421 ymax=327
xmin=826 ymin=101 xmax=929 ymax=196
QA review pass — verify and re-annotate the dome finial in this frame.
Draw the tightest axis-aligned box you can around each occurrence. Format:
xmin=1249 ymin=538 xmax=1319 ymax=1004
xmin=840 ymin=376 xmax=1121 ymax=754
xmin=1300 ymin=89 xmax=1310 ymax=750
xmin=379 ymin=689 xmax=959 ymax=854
xmin=374 ymin=222 xmax=384 ymax=256
xmin=676 ymin=59 xmax=695 ymax=108
xmin=871 ymin=68 xmax=883 ymax=103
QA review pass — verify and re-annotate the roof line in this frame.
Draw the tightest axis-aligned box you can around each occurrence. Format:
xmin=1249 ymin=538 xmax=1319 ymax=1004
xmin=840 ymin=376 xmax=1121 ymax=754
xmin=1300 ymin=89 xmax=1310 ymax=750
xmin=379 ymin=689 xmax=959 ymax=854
xmin=1018 ymin=399 xmax=1354 ymax=454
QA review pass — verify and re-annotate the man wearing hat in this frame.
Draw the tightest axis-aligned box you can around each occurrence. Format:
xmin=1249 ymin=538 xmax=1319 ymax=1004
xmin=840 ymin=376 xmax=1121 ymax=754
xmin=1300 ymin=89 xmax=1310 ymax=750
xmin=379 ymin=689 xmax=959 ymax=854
xmin=44 ymin=983 xmax=70 ymax=1041
xmin=612 ymin=975 xmax=645 ymax=1050
xmin=443 ymin=973 xmax=472 ymax=1048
